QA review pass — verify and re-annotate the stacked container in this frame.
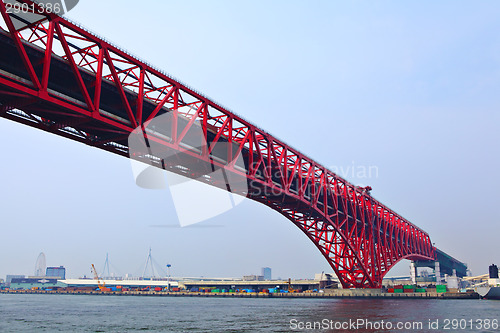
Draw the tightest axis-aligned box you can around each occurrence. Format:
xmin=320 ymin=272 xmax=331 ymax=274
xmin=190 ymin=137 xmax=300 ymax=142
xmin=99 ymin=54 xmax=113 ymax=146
xmin=403 ymin=285 xmax=415 ymax=293
xmin=436 ymin=285 xmax=447 ymax=293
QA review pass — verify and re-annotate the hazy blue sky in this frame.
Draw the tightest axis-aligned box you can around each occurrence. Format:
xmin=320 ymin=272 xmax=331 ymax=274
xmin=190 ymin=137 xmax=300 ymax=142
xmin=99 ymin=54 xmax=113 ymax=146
xmin=0 ymin=1 xmax=499 ymax=280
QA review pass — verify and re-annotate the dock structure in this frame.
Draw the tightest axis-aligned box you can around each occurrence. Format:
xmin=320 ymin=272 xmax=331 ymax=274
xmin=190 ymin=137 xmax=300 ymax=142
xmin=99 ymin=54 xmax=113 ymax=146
xmin=179 ymin=279 xmax=328 ymax=292
xmin=0 ymin=289 xmax=479 ymax=299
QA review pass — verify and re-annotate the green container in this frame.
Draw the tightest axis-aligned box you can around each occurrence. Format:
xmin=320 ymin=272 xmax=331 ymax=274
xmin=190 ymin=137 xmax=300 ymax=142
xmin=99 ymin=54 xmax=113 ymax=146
xmin=416 ymin=288 xmax=426 ymax=293
xmin=403 ymin=285 xmax=414 ymax=289
xmin=394 ymin=289 xmax=403 ymax=293
xmin=436 ymin=285 xmax=447 ymax=293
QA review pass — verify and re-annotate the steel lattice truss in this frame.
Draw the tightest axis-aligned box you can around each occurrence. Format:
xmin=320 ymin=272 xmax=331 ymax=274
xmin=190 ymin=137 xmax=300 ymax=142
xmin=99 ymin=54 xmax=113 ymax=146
xmin=0 ymin=0 xmax=435 ymax=288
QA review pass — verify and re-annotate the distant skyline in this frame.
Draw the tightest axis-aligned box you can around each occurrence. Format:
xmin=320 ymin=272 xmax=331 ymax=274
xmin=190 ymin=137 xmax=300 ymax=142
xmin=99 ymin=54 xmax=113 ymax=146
xmin=1 ymin=0 xmax=499 ymax=280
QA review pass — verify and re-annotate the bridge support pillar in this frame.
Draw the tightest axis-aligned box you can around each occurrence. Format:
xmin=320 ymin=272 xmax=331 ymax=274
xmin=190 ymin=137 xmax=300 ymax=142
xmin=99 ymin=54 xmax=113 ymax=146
xmin=410 ymin=262 xmax=417 ymax=284
xmin=435 ymin=262 xmax=442 ymax=283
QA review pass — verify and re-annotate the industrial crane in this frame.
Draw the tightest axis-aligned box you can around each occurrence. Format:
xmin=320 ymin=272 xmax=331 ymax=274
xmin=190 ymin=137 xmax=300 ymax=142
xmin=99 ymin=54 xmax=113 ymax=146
xmin=91 ymin=264 xmax=108 ymax=291
xmin=288 ymin=278 xmax=299 ymax=293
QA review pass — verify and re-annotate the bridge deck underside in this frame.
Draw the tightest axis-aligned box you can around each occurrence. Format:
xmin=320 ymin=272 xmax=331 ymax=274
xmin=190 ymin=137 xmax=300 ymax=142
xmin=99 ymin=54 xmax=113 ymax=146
xmin=414 ymin=249 xmax=467 ymax=278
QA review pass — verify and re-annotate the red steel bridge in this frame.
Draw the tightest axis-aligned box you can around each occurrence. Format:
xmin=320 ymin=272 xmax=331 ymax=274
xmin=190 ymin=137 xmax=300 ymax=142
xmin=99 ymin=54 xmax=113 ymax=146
xmin=0 ymin=0 xmax=443 ymax=288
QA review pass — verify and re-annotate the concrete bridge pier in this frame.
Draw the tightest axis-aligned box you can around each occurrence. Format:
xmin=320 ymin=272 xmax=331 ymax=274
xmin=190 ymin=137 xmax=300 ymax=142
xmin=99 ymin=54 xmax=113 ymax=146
xmin=435 ymin=262 xmax=442 ymax=283
xmin=410 ymin=261 xmax=442 ymax=283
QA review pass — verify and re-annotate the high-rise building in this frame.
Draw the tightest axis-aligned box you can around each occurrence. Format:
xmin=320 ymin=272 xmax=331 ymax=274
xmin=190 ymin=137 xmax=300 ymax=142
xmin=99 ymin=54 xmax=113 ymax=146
xmin=46 ymin=266 xmax=66 ymax=279
xmin=261 ymin=267 xmax=271 ymax=280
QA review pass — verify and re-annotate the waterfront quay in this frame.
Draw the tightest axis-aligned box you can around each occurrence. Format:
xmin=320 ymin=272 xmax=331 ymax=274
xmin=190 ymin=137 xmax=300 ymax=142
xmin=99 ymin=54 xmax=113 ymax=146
xmin=0 ymin=289 xmax=479 ymax=299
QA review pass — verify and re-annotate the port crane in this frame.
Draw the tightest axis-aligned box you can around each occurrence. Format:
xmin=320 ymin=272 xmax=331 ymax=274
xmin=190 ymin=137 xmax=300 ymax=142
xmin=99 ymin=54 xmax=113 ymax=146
xmin=287 ymin=278 xmax=299 ymax=293
xmin=463 ymin=274 xmax=490 ymax=289
xmin=91 ymin=264 xmax=108 ymax=291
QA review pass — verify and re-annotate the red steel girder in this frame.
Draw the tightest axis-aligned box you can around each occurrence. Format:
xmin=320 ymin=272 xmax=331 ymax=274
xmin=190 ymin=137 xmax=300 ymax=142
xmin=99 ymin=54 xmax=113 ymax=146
xmin=0 ymin=0 xmax=436 ymax=288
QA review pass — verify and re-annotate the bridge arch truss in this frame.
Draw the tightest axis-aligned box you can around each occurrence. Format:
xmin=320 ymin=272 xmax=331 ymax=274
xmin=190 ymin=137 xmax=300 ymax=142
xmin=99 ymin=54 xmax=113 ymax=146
xmin=0 ymin=0 xmax=435 ymax=288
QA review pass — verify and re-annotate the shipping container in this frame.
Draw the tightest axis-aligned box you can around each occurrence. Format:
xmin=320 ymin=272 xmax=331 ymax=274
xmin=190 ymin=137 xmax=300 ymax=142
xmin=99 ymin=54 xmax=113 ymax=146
xmin=388 ymin=288 xmax=394 ymax=293
xmin=436 ymin=285 xmax=447 ymax=293
xmin=415 ymin=288 xmax=426 ymax=292
xmin=394 ymin=289 xmax=403 ymax=293
xmin=154 ymin=287 xmax=162 ymax=292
